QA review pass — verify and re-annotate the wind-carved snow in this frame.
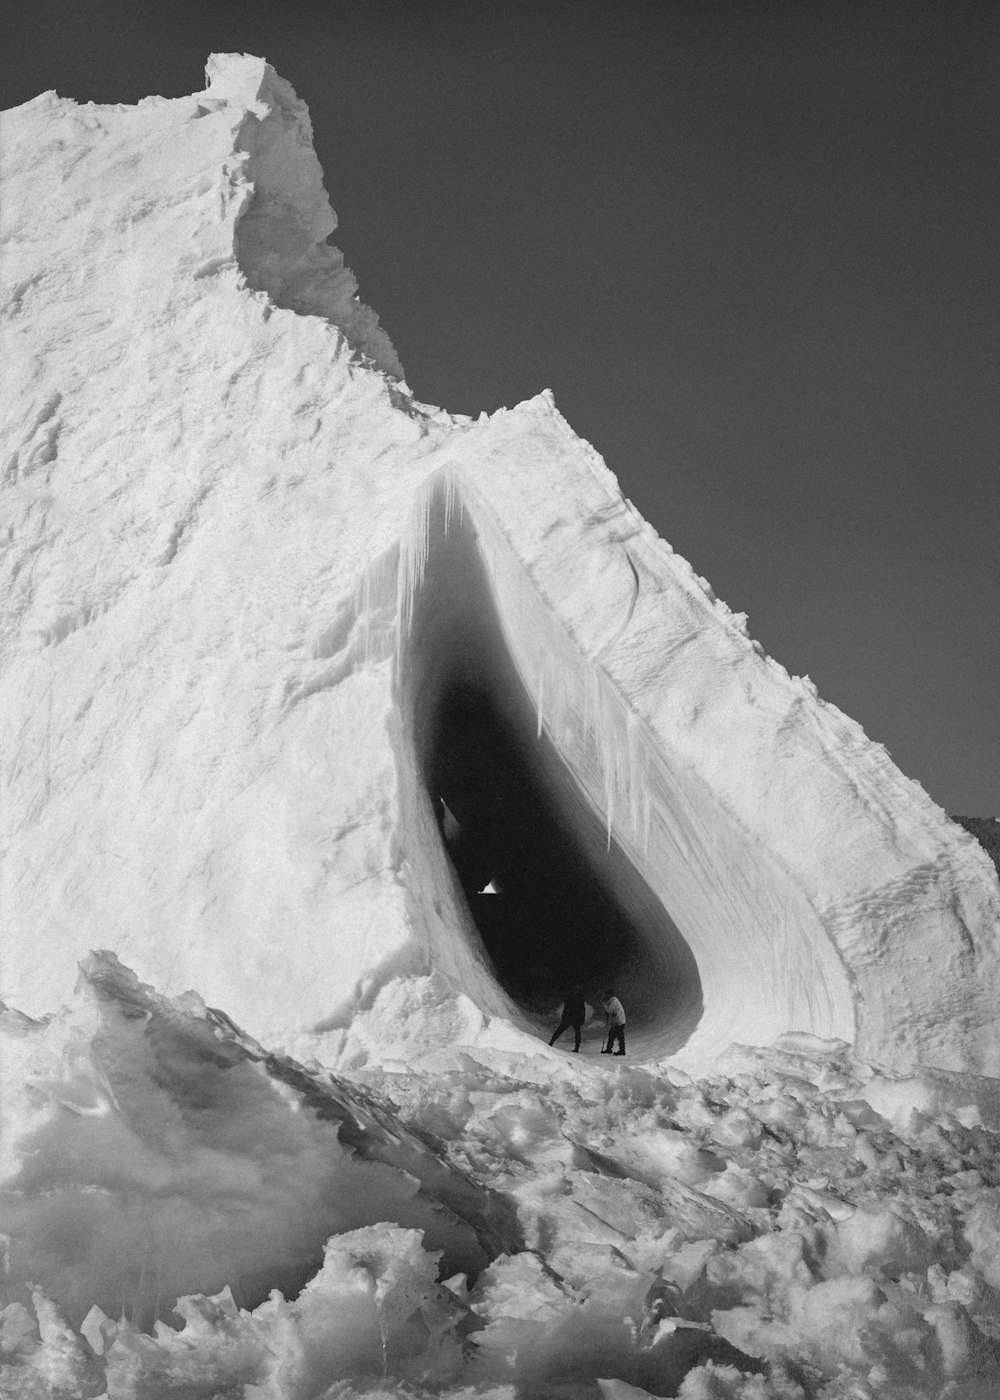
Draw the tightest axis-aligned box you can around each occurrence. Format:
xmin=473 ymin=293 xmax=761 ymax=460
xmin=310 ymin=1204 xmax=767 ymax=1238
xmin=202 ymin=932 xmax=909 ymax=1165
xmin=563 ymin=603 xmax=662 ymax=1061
xmin=218 ymin=55 xmax=403 ymax=379
xmin=3 ymin=53 xmax=1000 ymax=1398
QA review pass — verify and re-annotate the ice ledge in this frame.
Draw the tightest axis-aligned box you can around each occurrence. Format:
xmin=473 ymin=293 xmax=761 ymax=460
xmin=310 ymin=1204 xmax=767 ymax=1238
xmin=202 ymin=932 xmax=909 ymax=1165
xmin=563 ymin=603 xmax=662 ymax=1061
xmin=205 ymin=53 xmax=403 ymax=378
xmin=0 ymin=53 xmax=402 ymax=380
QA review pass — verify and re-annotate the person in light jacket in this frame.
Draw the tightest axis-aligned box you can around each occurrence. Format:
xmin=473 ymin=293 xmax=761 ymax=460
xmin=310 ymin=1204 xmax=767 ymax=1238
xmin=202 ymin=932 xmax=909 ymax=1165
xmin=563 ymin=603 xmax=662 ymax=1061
xmin=601 ymin=992 xmax=626 ymax=1055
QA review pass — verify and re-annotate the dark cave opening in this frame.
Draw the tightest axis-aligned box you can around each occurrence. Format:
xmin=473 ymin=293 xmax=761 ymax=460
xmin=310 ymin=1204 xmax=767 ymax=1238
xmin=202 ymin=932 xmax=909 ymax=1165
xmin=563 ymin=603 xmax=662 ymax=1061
xmin=431 ymin=682 xmax=655 ymax=1014
xmin=403 ymin=487 xmax=704 ymax=1048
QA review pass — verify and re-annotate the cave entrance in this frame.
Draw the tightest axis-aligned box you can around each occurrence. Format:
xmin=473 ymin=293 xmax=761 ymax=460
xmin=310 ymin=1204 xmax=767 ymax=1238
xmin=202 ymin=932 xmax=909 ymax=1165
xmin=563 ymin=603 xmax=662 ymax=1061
xmin=431 ymin=680 xmax=654 ymax=1013
xmin=402 ymin=487 xmax=703 ymax=1050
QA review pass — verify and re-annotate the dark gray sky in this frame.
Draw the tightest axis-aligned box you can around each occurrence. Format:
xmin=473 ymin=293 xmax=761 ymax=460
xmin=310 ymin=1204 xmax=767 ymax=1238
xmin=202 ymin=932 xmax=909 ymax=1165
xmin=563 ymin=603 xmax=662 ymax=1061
xmin=4 ymin=1 xmax=997 ymax=814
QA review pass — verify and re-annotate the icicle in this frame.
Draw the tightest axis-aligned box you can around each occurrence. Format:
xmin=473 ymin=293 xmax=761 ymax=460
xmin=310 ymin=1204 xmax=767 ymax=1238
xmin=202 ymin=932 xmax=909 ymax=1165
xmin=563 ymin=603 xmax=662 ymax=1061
xmin=443 ymin=470 xmax=461 ymax=534
xmin=394 ymin=470 xmax=468 ymax=674
xmin=582 ymin=664 xmax=599 ymax=756
xmin=627 ymin=708 xmax=641 ymax=840
xmin=536 ymin=659 xmax=545 ymax=739
xmin=352 ymin=547 xmax=399 ymax=671
xmin=395 ymin=483 xmax=430 ymax=665
xmin=614 ymin=705 xmax=656 ymax=857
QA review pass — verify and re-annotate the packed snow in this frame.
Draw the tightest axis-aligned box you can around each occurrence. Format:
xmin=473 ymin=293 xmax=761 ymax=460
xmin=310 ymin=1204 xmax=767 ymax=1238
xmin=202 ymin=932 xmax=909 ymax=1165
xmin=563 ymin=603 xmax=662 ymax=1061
xmin=2 ymin=52 xmax=1000 ymax=1398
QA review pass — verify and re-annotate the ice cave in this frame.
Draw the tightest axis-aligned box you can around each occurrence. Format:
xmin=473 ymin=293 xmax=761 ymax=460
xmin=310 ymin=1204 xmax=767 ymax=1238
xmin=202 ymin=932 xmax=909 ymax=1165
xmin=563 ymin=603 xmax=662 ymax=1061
xmin=401 ymin=481 xmax=703 ymax=1050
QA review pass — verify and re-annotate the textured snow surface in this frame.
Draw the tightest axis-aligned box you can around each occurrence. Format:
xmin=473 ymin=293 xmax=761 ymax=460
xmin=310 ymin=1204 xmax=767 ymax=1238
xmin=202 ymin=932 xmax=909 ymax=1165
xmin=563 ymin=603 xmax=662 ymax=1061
xmin=2 ymin=53 xmax=997 ymax=1076
xmin=3 ymin=53 xmax=1000 ymax=1396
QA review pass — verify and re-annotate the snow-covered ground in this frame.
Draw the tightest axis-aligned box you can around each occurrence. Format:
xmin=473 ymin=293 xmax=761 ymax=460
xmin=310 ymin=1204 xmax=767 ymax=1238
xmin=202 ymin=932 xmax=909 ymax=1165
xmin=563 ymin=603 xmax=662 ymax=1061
xmin=3 ymin=54 xmax=1000 ymax=1398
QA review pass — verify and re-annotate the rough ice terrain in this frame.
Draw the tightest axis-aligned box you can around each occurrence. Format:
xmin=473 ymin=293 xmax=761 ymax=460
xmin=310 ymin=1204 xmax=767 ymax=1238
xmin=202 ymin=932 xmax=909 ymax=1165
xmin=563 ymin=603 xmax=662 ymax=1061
xmin=2 ymin=54 xmax=1000 ymax=1399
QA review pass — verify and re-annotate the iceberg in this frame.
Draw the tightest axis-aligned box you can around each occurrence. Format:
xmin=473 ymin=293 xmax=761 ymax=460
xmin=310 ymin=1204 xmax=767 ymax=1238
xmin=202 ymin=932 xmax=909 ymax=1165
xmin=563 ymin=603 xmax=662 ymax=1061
xmin=2 ymin=53 xmax=997 ymax=1075
xmin=3 ymin=54 xmax=1000 ymax=1398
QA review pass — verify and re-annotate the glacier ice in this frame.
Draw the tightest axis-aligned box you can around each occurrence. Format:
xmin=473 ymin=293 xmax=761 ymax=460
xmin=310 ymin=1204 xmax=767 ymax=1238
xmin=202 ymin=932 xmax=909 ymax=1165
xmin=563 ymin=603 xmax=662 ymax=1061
xmin=3 ymin=51 xmax=1000 ymax=1399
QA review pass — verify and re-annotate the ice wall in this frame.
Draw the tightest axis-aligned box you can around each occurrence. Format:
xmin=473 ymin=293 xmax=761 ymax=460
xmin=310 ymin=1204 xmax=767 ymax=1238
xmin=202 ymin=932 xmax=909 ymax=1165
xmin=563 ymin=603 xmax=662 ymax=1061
xmin=1 ymin=54 xmax=434 ymax=1032
xmin=2 ymin=55 xmax=998 ymax=1075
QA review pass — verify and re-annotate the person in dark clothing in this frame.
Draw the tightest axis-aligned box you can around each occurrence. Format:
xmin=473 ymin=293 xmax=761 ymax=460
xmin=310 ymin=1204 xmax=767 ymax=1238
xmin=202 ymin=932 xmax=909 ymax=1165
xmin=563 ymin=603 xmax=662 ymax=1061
xmin=549 ymin=987 xmax=587 ymax=1051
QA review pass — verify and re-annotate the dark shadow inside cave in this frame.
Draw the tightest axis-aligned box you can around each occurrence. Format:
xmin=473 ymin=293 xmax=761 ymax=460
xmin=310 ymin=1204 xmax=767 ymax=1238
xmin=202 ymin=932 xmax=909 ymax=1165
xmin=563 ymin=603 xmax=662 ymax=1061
xmin=431 ymin=682 xmax=655 ymax=1013
xmin=402 ymin=486 xmax=703 ymax=1048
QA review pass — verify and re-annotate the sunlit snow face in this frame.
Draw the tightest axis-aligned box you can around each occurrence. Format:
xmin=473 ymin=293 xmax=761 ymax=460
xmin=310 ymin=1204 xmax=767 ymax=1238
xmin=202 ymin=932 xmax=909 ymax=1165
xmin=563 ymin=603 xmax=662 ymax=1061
xmin=0 ymin=963 xmax=499 ymax=1331
xmin=398 ymin=483 xmax=703 ymax=1052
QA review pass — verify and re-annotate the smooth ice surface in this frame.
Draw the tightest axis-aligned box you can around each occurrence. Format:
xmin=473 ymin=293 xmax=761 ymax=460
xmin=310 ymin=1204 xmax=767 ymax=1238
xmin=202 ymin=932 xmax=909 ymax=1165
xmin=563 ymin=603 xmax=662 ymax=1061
xmin=3 ymin=54 xmax=1000 ymax=1394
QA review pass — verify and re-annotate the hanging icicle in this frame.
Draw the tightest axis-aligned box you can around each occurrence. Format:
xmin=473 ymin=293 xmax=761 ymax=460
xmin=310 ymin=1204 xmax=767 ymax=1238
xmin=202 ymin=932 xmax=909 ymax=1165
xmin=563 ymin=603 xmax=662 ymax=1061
xmin=392 ymin=466 xmax=661 ymax=865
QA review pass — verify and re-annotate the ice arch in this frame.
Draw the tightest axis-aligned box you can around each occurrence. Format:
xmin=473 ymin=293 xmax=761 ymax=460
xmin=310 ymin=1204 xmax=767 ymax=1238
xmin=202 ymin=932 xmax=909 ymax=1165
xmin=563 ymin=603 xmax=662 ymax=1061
xmin=396 ymin=476 xmax=855 ymax=1062
xmin=400 ymin=495 xmax=702 ymax=1051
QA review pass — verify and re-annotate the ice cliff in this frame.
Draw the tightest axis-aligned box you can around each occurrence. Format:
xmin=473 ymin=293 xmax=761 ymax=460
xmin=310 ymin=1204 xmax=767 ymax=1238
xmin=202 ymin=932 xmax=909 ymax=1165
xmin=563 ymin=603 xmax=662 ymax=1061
xmin=2 ymin=53 xmax=998 ymax=1079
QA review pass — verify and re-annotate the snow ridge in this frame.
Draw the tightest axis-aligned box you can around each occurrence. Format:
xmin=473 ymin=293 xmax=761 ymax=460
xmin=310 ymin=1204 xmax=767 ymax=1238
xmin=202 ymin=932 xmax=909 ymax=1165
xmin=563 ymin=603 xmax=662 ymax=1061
xmin=211 ymin=55 xmax=403 ymax=379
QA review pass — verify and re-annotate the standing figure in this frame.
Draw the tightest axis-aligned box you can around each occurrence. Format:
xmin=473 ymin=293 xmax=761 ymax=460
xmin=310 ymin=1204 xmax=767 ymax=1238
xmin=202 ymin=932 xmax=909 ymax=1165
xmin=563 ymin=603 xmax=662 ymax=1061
xmin=549 ymin=987 xmax=587 ymax=1052
xmin=601 ymin=991 xmax=626 ymax=1055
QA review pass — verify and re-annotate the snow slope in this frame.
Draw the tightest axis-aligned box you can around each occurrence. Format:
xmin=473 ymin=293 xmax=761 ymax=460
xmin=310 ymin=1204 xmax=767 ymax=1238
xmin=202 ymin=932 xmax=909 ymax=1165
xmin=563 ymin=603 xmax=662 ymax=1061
xmin=2 ymin=53 xmax=998 ymax=1076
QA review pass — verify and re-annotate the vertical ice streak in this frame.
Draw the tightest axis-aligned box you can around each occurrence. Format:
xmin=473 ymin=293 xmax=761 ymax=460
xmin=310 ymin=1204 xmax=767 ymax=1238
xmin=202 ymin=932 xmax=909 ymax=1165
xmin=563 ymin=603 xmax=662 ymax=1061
xmin=359 ymin=569 xmax=373 ymax=668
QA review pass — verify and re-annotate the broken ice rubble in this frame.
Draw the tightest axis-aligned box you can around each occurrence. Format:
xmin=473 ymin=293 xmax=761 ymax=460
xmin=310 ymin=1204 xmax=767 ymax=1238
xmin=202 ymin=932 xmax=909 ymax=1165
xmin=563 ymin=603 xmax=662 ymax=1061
xmin=4 ymin=956 xmax=1000 ymax=1398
